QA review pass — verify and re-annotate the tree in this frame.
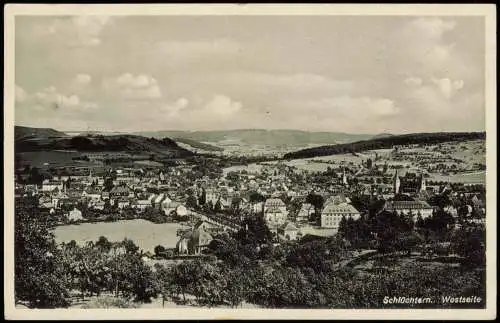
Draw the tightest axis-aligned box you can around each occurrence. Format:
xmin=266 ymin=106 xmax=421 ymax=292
xmin=453 ymin=226 xmax=486 ymax=268
xmin=28 ymin=166 xmax=44 ymax=185
xmin=198 ymin=189 xmax=207 ymax=206
xmin=214 ymin=200 xmax=222 ymax=213
xmin=186 ymin=195 xmax=198 ymax=209
xmin=306 ymin=193 xmax=324 ymax=217
xmin=95 ymin=236 xmax=112 ymax=253
xmin=338 ymin=216 xmax=348 ymax=238
xmin=15 ymin=197 xmax=71 ymax=308
xmin=235 ymin=215 xmax=273 ymax=246
xmin=367 ymin=158 xmax=373 ymax=169
xmin=154 ymin=245 xmax=166 ymax=258
xmin=121 ymin=238 xmax=140 ymax=254
xmin=249 ymin=191 xmax=265 ymax=203
xmin=104 ymin=177 xmax=114 ymax=192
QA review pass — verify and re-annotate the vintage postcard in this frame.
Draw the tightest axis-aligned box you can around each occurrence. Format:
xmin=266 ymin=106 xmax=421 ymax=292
xmin=4 ymin=3 xmax=497 ymax=320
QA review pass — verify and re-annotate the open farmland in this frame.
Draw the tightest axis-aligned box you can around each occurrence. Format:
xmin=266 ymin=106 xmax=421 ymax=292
xmin=16 ymin=151 xmax=86 ymax=168
xmin=428 ymin=171 xmax=486 ymax=184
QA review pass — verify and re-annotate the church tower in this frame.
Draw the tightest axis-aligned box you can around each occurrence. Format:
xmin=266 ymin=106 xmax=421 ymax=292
xmin=393 ymin=169 xmax=401 ymax=194
xmin=420 ymin=175 xmax=426 ymax=193
xmin=342 ymin=169 xmax=349 ymax=187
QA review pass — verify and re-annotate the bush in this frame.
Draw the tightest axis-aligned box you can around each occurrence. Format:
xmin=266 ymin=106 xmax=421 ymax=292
xmin=81 ymin=296 xmax=140 ymax=308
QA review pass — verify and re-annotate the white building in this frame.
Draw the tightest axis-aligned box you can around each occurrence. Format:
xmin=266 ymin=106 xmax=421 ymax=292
xmin=264 ymin=198 xmax=288 ymax=217
xmin=296 ymin=203 xmax=315 ymax=223
xmin=384 ymin=200 xmax=434 ymax=220
xmin=321 ymin=202 xmax=361 ymax=232
xmin=68 ymin=207 xmax=83 ymax=222
xmin=264 ymin=207 xmax=287 ymax=230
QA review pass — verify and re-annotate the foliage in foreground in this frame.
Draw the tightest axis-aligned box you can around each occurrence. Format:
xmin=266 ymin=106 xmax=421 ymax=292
xmin=80 ymin=296 xmax=140 ymax=308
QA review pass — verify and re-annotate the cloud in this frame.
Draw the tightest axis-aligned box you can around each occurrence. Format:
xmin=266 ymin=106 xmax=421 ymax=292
xmin=155 ymin=39 xmax=241 ymax=57
xmin=32 ymin=16 xmax=112 ymax=47
xmin=294 ymin=96 xmax=399 ymax=119
xmin=103 ymin=73 xmax=162 ymax=100
xmin=15 ymin=85 xmax=28 ymax=103
xmin=144 ymin=94 xmax=243 ymax=130
xmin=203 ymin=95 xmax=242 ymax=116
xmin=21 ymin=86 xmax=98 ymax=111
xmin=160 ymin=97 xmax=189 ymax=117
xmin=431 ymin=78 xmax=464 ymax=100
xmin=397 ymin=17 xmax=465 ymax=80
xmin=411 ymin=17 xmax=457 ymax=40
xmin=404 ymin=77 xmax=423 ymax=87
xmin=73 ymin=73 xmax=92 ymax=86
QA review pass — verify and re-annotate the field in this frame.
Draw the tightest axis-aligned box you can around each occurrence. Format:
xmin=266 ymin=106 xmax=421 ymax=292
xmin=53 ymin=219 xmax=187 ymax=253
xmin=16 ymin=151 xmax=85 ymax=168
xmin=428 ymin=171 xmax=486 ymax=184
xmin=222 ymin=163 xmax=265 ymax=175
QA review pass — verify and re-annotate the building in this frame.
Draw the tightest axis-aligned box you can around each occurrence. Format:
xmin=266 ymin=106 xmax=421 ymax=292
xmin=41 ymin=180 xmax=63 ymax=192
xmin=321 ymin=202 xmax=360 ymax=232
xmin=394 ymin=169 xmax=426 ymax=196
xmin=264 ymin=198 xmax=288 ymax=217
xmin=109 ymin=185 xmax=132 ymax=198
xmin=82 ymin=187 xmax=102 ymax=201
xmin=176 ymin=227 xmax=213 ymax=255
xmin=296 ymin=203 xmax=314 ymax=223
xmin=264 ymin=207 xmax=287 ymax=230
xmin=91 ymin=200 xmax=106 ymax=211
xmin=151 ymin=193 xmax=171 ymax=209
xmin=174 ymin=204 xmax=189 ymax=218
xmin=116 ymin=199 xmax=130 ymax=209
xmin=278 ymin=221 xmax=299 ymax=241
xmin=68 ymin=207 xmax=83 ymax=222
xmin=132 ymin=199 xmax=150 ymax=211
xmin=384 ymin=200 xmax=434 ymax=219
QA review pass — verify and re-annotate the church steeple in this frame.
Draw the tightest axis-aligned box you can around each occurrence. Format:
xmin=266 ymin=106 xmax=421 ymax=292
xmin=393 ymin=169 xmax=401 ymax=194
xmin=420 ymin=174 xmax=426 ymax=193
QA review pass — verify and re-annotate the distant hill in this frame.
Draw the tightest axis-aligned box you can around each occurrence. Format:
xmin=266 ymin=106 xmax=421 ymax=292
xmin=371 ymin=133 xmax=395 ymax=140
xmin=15 ymin=125 xmax=68 ymax=141
xmin=135 ymin=129 xmax=375 ymax=146
xmin=173 ymin=137 xmax=224 ymax=152
xmin=283 ymin=132 xmax=486 ymax=160
xmin=15 ymin=126 xmax=193 ymax=157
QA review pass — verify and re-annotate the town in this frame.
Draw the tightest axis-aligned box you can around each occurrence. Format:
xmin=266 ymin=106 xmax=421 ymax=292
xmin=16 ymin=139 xmax=486 ymax=244
xmin=10 ymin=10 xmax=492 ymax=316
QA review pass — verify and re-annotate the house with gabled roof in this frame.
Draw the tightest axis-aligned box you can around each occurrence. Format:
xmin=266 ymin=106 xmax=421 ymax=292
xmin=278 ymin=221 xmax=299 ymax=241
xmin=296 ymin=203 xmax=315 ymax=223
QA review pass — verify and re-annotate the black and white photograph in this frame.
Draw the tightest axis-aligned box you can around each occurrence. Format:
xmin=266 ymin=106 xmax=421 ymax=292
xmin=4 ymin=4 xmax=496 ymax=320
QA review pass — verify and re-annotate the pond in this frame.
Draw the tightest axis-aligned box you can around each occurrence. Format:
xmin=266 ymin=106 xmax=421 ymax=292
xmin=53 ymin=219 xmax=188 ymax=253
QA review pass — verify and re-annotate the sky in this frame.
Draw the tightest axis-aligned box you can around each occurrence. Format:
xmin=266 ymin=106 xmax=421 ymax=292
xmin=14 ymin=15 xmax=485 ymax=133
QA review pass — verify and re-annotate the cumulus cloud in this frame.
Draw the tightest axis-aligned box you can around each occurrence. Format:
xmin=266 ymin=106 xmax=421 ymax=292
xmin=160 ymin=97 xmax=189 ymax=117
xmin=73 ymin=73 xmax=92 ymax=86
xmin=410 ymin=17 xmax=457 ymax=40
xmin=203 ymin=95 xmax=242 ymax=116
xmin=16 ymin=16 xmax=484 ymax=133
xmin=103 ymin=73 xmax=162 ymax=99
xmin=404 ymin=77 xmax=423 ymax=87
xmin=15 ymin=85 xmax=28 ymax=103
xmin=399 ymin=17 xmax=464 ymax=80
xmin=145 ymin=94 xmax=244 ymax=130
xmin=22 ymin=86 xmax=98 ymax=111
xmin=32 ymin=15 xmax=112 ymax=47
xmin=297 ymin=96 xmax=399 ymax=119
xmin=431 ymin=78 xmax=464 ymax=99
